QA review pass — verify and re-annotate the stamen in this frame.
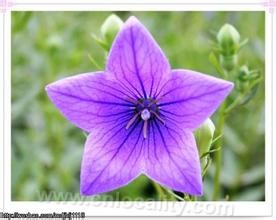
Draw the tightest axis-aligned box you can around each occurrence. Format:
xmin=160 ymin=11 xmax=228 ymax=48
xmin=150 ymin=110 xmax=165 ymax=125
xmin=125 ymin=97 xmax=139 ymax=104
xmin=143 ymin=120 xmax=148 ymax=139
xmin=156 ymin=96 xmax=165 ymax=103
xmin=126 ymin=113 xmax=139 ymax=129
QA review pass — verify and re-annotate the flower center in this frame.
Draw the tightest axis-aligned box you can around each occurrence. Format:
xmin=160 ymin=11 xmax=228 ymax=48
xmin=126 ymin=98 xmax=165 ymax=139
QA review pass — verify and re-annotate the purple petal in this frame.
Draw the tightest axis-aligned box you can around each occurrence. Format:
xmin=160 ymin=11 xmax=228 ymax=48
xmin=144 ymin=121 xmax=203 ymax=195
xmin=80 ymin=122 xmax=145 ymax=195
xmin=106 ymin=16 xmax=170 ymax=99
xmin=157 ymin=69 xmax=234 ymax=130
xmin=45 ymin=72 xmax=135 ymax=132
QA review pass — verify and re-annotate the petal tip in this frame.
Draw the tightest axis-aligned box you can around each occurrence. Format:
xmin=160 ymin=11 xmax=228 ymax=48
xmin=79 ymin=189 xmax=88 ymax=196
xmin=45 ymin=81 xmax=61 ymax=98
xmin=124 ymin=16 xmax=145 ymax=30
xmin=45 ymin=79 xmax=62 ymax=93
xmin=229 ymin=81 xmax=235 ymax=90
xmin=193 ymin=184 xmax=204 ymax=196
xmin=186 ymin=176 xmax=204 ymax=196
xmin=125 ymin=16 xmax=140 ymax=24
xmin=45 ymin=85 xmax=49 ymax=92
xmin=45 ymin=83 xmax=53 ymax=93
xmin=80 ymin=187 xmax=91 ymax=196
xmin=45 ymin=84 xmax=55 ymax=97
xmin=80 ymin=181 xmax=96 ymax=196
xmin=186 ymin=178 xmax=203 ymax=196
xmin=224 ymin=80 xmax=235 ymax=95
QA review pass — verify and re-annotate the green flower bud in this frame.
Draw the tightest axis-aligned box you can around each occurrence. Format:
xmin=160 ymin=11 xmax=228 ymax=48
xmin=100 ymin=14 xmax=124 ymax=49
xmin=238 ymin=65 xmax=250 ymax=82
xmin=236 ymin=65 xmax=250 ymax=92
xmin=194 ymin=118 xmax=215 ymax=168
xmin=47 ymin=34 xmax=62 ymax=50
xmin=217 ymin=23 xmax=240 ymax=56
xmin=219 ymin=54 xmax=238 ymax=72
xmin=237 ymin=65 xmax=260 ymax=92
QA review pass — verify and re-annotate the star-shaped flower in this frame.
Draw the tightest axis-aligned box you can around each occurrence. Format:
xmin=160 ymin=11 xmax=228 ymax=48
xmin=46 ymin=16 xmax=233 ymax=196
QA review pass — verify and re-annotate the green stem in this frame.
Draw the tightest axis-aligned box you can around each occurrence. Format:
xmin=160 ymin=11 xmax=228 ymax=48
xmin=202 ymin=157 xmax=212 ymax=178
xmin=224 ymin=77 xmax=262 ymax=114
xmin=224 ymin=94 xmax=243 ymax=114
xmin=212 ymin=101 xmax=226 ymax=200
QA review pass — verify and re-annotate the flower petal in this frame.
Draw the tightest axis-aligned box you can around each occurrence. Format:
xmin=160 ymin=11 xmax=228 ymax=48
xmin=144 ymin=120 xmax=203 ymax=195
xmin=80 ymin=121 xmax=145 ymax=195
xmin=45 ymin=72 xmax=135 ymax=132
xmin=157 ymin=69 xmax=234 ymax=130
xmin=106 ymin=16 xmax=170 ymax=99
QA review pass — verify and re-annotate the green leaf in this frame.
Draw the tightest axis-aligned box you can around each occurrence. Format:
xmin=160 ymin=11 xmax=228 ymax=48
xmin=240 ymin=165 xmax=264 ymax=186
xmin=208 ymin=52 xmax=225 ymax=77
xmin=87 ymin=53 xmax=102 ymax=70
xmin=238 ymin=38 xmax=249 ymax=51
xmin=232 ymin=184 xmax=264 ymax=201
xmin=91 ymin=34 xmax=109 ymax=51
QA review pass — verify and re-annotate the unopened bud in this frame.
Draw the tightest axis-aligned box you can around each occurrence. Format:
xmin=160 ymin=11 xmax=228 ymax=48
xmin=47 ymin=34 xmax=62 ymax=50
xmin=238 ymin=65 xmax=250 ymax=81
xmin=100 ymin=14 xmax=124 ymax=49
xmin=217 ymin=24 xmax=240 ymax=56
xmin=237 ymin=65 xmax=260 ymax=92
xmin=194 ymin=118 xmax=215 ymax=168
xmin=219 ymin=54 xmax=238 ymax=71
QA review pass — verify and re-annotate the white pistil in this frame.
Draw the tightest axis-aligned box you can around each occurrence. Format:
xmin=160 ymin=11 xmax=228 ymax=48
xmin=143 ymin=120 xmax=148 ymax=139
xmin=126 ymin=107 xmax=164 ymax=140
xmin=140 ymin=109 xmax=151 ymax=139
xmin=141 ymin=109 xmax=151 ymax=121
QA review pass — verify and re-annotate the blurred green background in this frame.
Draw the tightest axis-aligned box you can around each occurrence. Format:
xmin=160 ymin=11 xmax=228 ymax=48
xmin=11 ymin=11 xmax=265 ymax=201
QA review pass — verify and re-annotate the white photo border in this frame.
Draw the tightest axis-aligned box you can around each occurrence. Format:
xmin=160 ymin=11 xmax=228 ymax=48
xmin=1 ymin=0 xmax=274 ymax=217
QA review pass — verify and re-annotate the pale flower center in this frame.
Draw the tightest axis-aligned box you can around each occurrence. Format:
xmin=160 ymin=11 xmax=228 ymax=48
xmin=125 ymin=97 xmax=165 ymax=139
xmin=141 ymin=109 xmax=151 ymax=121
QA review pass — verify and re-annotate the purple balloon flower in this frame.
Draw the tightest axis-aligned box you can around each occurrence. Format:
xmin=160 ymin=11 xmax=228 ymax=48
xmin=46 ymin=16 xmax=233 ymax=196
